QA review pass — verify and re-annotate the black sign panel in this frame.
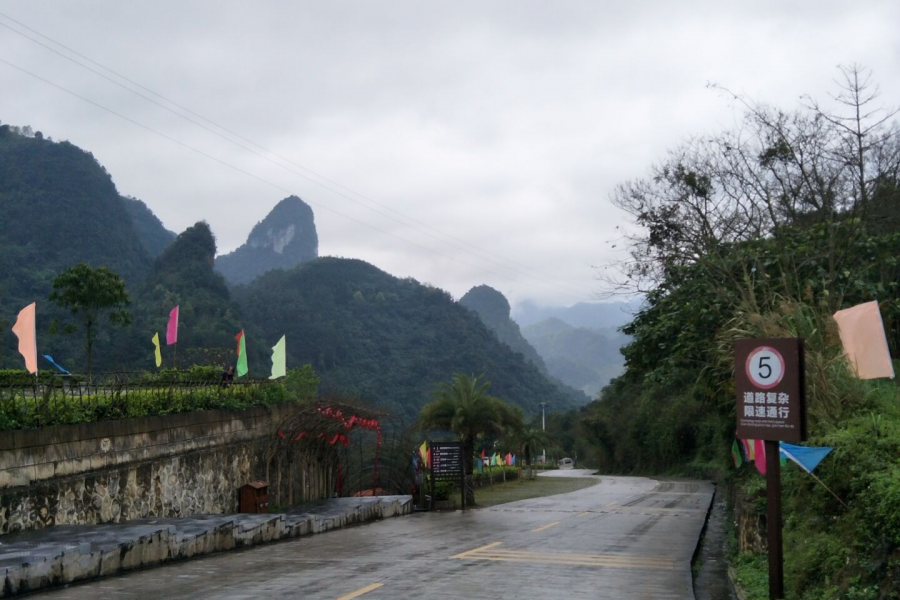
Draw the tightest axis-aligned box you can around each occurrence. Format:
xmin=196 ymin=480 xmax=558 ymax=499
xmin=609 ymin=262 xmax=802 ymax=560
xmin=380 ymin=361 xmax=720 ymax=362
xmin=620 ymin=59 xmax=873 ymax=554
xmin=431 ymin=442 xmax=463 ymax=481
xmin=735 ymin=338 xmax=807 ymax=443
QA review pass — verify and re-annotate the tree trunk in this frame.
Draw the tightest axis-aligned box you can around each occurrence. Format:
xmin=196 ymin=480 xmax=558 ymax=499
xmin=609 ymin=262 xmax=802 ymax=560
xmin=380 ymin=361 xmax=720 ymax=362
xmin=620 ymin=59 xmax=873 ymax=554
xmin=463 ymin=438 xmax=475 ymax=506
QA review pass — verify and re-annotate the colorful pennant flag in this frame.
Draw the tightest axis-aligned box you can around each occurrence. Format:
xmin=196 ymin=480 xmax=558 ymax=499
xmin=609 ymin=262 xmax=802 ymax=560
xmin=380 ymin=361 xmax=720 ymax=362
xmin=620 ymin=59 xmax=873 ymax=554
xmin=481 ymin=449 xmax=486 ymax=462
xmin=754 ymin=439 xmax=767 ymax=475
xmin=475 ymin=458 xmax=483 ymax=474
xmin=151 ymin=333 xmax=162 ymax=368
xmin=779 ymin=443 xmax=833 ymax=474
xmin=419 ymin=441 xmax=429 ymax=468
xmin=833 ymin=301 xmax=894 ymax=379
xmin=732 ymin=439 xmax=744 ymax=468
xmin=270 ymin=335 xmax=286 ymax=380
xmin=166 ymin=306 xmax=179 ymax=345
xmin=42 ymin=355 xmax=69 ymax=374
xmin=12 ymin=302 xmax=37 ymax=374
xmin=235 ymin=330 xmax=248 ymax=377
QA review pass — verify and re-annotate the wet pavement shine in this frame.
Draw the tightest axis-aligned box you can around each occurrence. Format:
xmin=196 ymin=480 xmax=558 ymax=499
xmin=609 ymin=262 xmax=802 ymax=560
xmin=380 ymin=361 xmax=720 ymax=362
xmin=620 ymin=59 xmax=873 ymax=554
xmin=31 ymin=471 xmax=713 ymax=600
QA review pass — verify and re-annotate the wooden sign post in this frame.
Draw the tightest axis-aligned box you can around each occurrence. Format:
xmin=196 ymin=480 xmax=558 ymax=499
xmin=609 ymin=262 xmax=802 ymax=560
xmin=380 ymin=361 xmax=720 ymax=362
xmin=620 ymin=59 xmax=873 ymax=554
xmin=735 ymin=338 xmax=806 ymax=600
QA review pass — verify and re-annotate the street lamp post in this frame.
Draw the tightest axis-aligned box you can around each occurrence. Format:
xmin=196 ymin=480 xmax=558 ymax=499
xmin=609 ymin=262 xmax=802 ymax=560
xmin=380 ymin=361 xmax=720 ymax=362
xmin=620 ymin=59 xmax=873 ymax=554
xmin=539 ymin=402 xmax=547 ymax=464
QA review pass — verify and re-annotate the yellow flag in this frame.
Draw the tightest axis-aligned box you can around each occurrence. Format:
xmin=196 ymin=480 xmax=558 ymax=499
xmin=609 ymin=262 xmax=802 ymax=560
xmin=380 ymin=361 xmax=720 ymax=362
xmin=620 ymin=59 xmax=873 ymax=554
xmin=152 ymin=332 xmax=162 ymax=368
xmin=419 ymin=441 xmax=428 ymax=467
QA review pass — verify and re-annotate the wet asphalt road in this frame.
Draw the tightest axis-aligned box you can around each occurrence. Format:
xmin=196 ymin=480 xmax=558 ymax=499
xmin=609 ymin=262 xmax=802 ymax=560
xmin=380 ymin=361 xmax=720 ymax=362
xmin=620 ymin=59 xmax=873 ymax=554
xmin=32 ymin=471 xmax=713 ymax=600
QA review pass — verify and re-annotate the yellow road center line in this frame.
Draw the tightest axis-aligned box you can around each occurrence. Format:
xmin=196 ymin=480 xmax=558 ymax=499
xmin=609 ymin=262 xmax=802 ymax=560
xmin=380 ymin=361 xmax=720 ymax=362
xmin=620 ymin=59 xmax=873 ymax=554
xmin=449 ymin=541 xmax=503 ymax=559
xmin=481 ymin=549 xmax=674 ymax=564
xmin=336 ymin=582 xmax=384 ymax=600
xmin=469 ymin=552 xmax=674 ymax=569
xmin=576 ymin=511 xmax=591 ymax=517
xmin=531 ymin=521 xmax=561 ymax=533
xmin=463 ymin=554 xmax=674 ymax=570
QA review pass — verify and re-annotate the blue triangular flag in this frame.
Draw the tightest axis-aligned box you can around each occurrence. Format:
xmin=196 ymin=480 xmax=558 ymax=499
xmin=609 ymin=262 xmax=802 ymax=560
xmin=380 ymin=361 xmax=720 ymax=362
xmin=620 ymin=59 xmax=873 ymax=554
xmin=780 ymin=442 xmax=833 ymax=474
xmin=42 ymin=354 xmax=69 ymax=374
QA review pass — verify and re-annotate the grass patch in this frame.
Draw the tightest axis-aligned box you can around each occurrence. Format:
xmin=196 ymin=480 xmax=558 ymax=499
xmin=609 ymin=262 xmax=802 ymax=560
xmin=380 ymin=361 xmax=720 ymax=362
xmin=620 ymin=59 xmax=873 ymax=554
xmin=473 ymin=476 xmax=599 ymax=508
xmin=733 ymin=553 xmax=768 ymax=600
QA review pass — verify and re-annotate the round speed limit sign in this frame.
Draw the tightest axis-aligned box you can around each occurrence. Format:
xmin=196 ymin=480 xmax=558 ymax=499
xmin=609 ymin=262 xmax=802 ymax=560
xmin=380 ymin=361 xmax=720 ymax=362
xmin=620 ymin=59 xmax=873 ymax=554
xmin=745 ymin=346 xmax=785 ymax=389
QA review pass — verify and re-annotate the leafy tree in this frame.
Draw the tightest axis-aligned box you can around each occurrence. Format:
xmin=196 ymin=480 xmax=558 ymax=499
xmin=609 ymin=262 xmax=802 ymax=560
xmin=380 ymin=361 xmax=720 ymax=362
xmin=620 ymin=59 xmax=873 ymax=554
xmin=506 ymin=424 xmax=552 ymax=475
xmin=49 ymin=263 xmax=131 ymax=375
xmin=418 ymin=373 xmax=522 ymax=505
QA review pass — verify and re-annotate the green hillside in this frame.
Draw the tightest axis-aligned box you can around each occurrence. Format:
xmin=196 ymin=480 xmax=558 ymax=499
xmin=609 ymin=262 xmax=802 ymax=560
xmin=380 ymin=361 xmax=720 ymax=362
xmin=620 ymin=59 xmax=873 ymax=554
xmin=234 ymin=258 xmax=578 ymax=420
xmin=0 ymin=124 xmax=152 ymax=369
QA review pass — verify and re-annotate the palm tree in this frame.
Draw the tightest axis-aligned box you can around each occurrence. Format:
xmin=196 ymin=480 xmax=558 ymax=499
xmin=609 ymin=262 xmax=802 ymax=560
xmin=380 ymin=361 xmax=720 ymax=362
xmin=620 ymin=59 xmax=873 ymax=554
xmin=418 ymin=373 xmax=521 ymax=506
xmin=508 ymin=425 xmax=553 ymax=479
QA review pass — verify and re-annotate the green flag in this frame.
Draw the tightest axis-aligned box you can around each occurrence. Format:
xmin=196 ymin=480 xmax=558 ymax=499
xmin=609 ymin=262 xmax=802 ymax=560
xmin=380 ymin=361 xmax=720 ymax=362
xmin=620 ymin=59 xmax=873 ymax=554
xmin=235 ymin=330 xmax=248 ymax=377
xmin=270 ymin=335 xmax=286 ymax=380
xmin=731 ymin=438 xmax=744 ymax=468
xmin=151 ymin=332 xmax=162 ymax=368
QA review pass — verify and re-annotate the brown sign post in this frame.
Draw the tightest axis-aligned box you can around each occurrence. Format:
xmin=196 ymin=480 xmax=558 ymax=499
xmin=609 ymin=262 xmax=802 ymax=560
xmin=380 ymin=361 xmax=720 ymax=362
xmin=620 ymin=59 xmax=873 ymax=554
xmin=735 ymin=338 xmax=806 ymax=600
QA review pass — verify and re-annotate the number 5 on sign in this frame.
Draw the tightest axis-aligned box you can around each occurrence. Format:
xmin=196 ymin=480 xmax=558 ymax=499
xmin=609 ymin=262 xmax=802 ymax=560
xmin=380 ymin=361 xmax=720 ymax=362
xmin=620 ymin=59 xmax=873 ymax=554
xmin=746 ymin=346 xmax=785 ymax=389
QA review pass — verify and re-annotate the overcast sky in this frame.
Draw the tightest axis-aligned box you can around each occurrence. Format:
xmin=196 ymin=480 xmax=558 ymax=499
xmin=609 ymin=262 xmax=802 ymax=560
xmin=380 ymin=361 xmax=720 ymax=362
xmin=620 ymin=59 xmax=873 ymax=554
xmin=1 ymin=1 xmax=898 ymax=308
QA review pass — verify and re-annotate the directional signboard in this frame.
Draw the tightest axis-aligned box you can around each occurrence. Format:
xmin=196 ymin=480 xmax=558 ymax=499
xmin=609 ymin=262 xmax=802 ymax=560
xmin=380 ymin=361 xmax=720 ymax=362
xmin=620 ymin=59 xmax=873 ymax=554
xmin=735 ymin=338 xmax=806 ymax=444
xmin=431 ymin=442 xmax=464 ymax=482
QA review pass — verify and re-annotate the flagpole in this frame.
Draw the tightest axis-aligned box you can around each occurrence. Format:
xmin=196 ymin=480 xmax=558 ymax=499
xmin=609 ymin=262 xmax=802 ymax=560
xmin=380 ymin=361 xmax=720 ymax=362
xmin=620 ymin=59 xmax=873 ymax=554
xmin=807 ymin=471 xmax=848 ymax=508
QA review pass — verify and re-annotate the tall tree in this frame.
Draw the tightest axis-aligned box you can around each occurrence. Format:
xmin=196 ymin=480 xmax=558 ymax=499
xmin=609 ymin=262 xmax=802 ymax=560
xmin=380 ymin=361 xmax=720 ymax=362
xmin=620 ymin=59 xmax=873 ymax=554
xmin=49 ymin=263 xmax=131 ymax=376
xmin=418 ymin=373 xmax=522 ymax=505
xmin=507 ymin=425 xmax=553 ymax=477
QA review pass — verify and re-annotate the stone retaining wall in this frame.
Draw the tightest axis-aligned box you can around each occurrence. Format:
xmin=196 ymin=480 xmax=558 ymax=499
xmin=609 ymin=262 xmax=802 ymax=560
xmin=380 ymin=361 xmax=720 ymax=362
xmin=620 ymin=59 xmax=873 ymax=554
xmin=0 ymin=404 xmax=334 ymax=534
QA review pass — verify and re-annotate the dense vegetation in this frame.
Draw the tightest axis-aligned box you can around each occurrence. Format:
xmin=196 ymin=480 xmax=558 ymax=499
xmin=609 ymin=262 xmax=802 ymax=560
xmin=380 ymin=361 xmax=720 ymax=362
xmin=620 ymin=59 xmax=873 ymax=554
xmin=569 ymin=67 xmax=900 ymax=598
xmin=121 ymin=195 xmax=176 ymax=258
xmin=0 ymin=365 xmax=319 ymax=431
xmin=235 ymin=258 xmax=580 ymax=420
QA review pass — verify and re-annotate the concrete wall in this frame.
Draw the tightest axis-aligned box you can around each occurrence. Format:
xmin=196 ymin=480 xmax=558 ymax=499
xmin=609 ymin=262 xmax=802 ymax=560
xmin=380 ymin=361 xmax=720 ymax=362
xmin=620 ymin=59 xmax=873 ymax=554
xmin=0 ymin=404 xmax=334 ymax=534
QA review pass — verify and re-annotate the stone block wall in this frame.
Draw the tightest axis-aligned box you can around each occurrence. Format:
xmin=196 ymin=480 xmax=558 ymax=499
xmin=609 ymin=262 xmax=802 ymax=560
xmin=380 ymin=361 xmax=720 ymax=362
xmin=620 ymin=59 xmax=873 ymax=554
xmin=0 ymin=404 xmax=334 ymax=534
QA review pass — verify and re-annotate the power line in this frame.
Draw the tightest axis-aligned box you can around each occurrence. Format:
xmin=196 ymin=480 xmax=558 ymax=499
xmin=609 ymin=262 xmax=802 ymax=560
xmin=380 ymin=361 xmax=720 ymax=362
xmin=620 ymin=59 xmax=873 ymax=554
xmin=0 ymin=57 xmax=597 ymax=303
xmin=0 ymin=11 xmax=600 ymax=299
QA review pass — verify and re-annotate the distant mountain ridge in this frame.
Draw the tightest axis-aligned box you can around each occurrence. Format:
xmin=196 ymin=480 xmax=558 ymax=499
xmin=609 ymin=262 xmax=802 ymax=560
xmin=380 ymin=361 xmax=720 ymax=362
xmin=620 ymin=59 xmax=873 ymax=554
xmin=512 ymin=299 xmax=641 ymax=329
xmin=215 ymin=196 xmax=318 ymax=285
xmin=459 ymin=285 xmax=547 ymax=372
xmin=522 ymin=318 xmax=628 ymax=398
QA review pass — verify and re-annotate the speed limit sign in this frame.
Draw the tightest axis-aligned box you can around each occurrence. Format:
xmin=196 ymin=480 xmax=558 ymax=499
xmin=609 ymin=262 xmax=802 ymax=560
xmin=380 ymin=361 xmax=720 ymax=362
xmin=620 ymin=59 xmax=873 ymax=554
xmin=735 ymin=338 xmax=806 ymax=443
xmin=745 ymin=346 xmax=785 ymax=389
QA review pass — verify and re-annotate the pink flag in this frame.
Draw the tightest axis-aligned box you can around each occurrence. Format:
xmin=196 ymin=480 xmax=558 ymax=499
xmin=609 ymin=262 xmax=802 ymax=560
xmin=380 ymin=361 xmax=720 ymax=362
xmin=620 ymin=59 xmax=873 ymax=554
xmin=11 ymin=302 xmax=38 ymax=374
xmin=166 ymin=306 xmax=179 ymax=345
xmin=833 ymin=301 xmax=894 ymax=379
xmin=754 ymin=439 xmax=766 ymax=476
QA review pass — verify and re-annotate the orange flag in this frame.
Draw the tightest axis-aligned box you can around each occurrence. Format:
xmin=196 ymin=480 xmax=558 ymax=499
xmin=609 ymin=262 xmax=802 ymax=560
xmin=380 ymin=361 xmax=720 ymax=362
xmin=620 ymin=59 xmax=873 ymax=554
xmin=833 ymin=301 xmax=895 ymax=379
xmin=12 ymin=302 xmax=38 ymax=374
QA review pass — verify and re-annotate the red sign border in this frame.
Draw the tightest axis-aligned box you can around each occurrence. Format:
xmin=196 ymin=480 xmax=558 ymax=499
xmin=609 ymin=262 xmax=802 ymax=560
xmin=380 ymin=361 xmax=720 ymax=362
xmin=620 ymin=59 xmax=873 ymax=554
xmin=744 ymin=345 xmax=786 ymax=390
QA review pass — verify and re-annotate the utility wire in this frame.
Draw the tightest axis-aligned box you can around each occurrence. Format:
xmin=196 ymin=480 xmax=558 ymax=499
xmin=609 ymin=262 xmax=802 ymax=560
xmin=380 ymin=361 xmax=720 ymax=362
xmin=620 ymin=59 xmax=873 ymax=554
xmin=0 ymin=57 xmax=597 ymax=303
xmin=0 ymin=12 xmax=599 ymax=299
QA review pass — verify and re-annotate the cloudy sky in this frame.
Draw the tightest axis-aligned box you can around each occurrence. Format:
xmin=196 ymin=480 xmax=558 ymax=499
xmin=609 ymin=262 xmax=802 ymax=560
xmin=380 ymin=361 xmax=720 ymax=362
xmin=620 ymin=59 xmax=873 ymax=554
xmin=1 ymin=1 xmax=898 ymax=308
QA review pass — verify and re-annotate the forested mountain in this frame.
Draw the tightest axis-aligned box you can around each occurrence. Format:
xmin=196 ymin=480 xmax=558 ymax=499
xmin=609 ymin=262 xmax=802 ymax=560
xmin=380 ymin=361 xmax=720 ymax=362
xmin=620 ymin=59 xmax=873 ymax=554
xmin=0 ymin=122 xmax=575 ymax=420
xmin=0 ymin=124 xmax=152 ymax=369
xmin=121 ymin=195 xmax=176 ymax=258
xmin=521 ymin=318 xmax=627 ymax=398
xmin=459 ymin=285 xmax=547 ymax=372
xmin=215 ymin=196 xmax=318 ymax=285
xmin=234 ymin=258 xmax=579 ymax=420
xmin=116 ymin=222 xmax=251 ymax=370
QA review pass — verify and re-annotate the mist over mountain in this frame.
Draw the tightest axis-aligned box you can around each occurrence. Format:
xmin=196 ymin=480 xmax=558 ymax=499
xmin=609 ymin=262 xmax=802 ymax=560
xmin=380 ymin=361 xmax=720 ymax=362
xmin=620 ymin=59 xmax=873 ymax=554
xmin=215 ymin=196 xmax=318 ymax=285
xmin=512 ymin=299 xmax=641 ymax=330
xmin=521 ymin=318 xmax=627 ymax=398
xmin=459 ymin=285 xmax=547 ymax=372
